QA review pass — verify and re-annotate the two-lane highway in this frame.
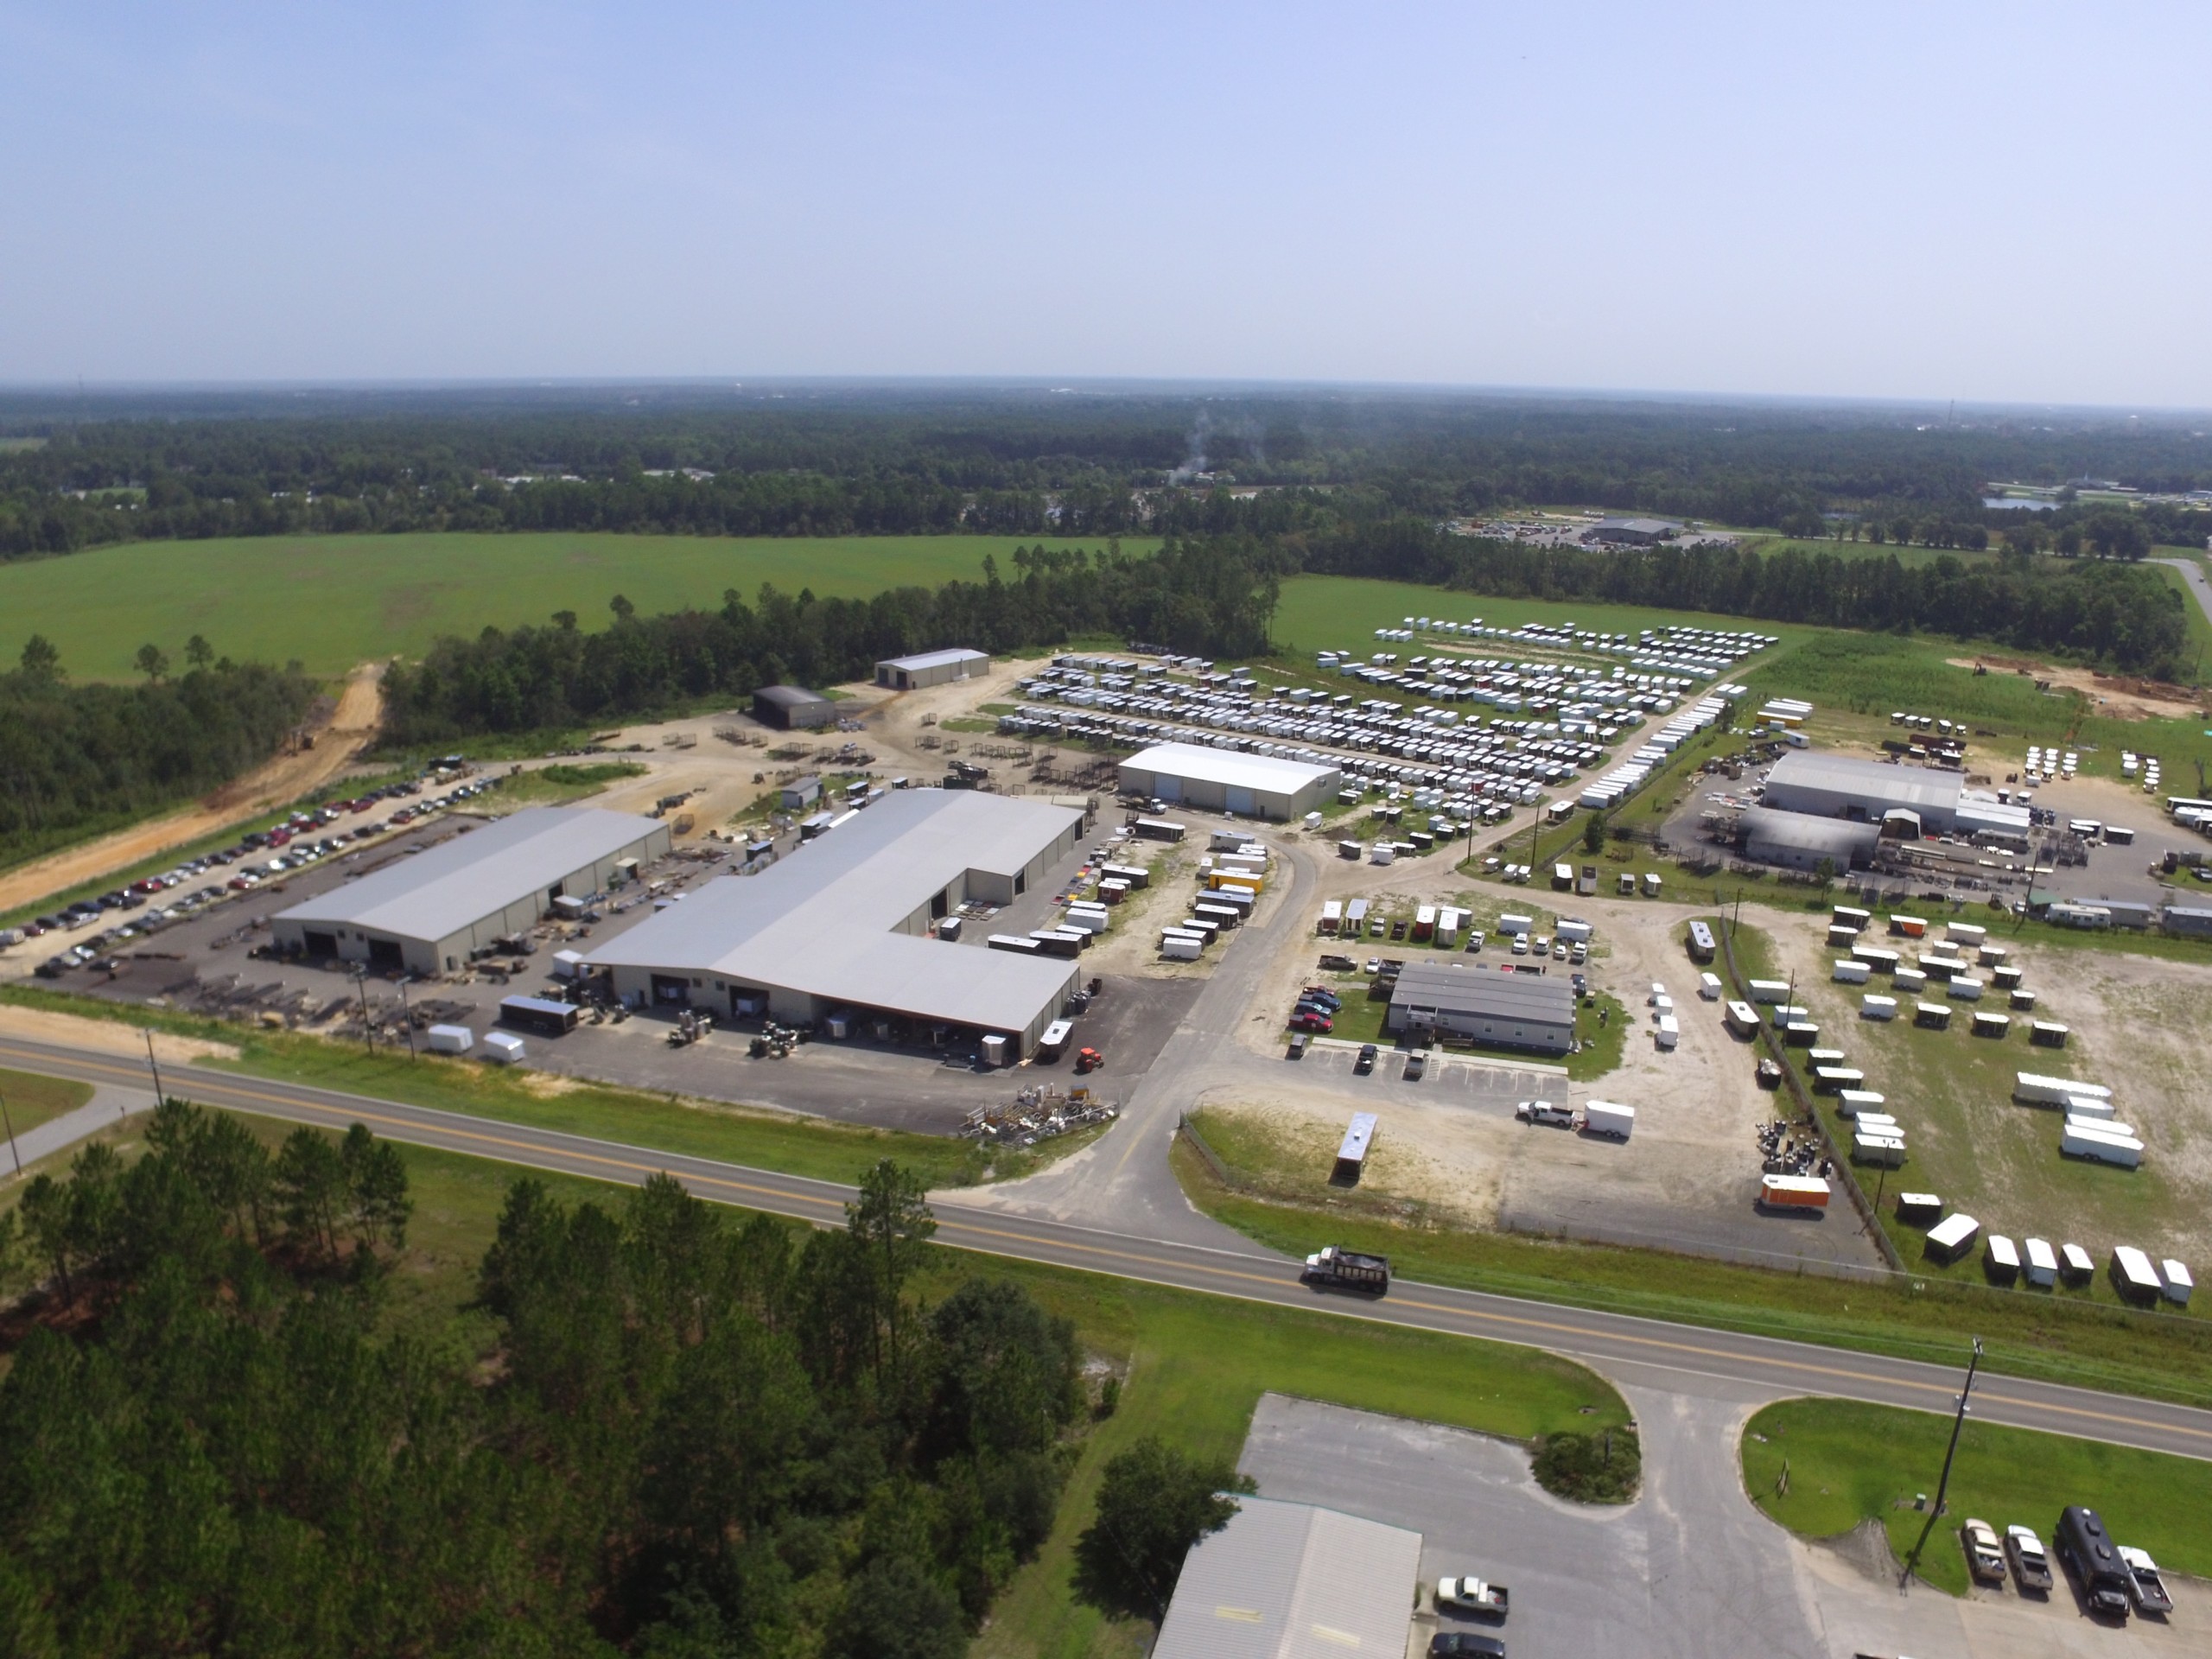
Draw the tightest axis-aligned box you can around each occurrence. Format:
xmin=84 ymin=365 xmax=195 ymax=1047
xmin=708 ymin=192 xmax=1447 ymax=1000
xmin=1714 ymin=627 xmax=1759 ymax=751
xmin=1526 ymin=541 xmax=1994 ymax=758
xmin=6 ymin=1030 xmax=2211 ymax=1462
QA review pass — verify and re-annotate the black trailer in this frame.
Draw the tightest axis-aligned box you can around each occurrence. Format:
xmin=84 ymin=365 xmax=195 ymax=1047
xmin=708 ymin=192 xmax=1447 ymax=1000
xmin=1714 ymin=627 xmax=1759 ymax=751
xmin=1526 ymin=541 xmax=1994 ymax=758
xmin=499 ymin=995 xmax=580 ymax=1038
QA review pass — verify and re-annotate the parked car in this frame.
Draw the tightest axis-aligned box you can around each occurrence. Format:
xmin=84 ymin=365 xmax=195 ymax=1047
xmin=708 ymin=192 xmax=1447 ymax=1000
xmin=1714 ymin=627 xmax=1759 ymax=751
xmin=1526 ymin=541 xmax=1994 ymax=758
xmin=1402 ymin=1052 xmax=1427 ymax=1080
xmin=1287 ymin=1032 xmax=1309 ymax=1059
xmin=1300 ymin=987 xmax=1343 ymax=1011
xmin=1436 ymin=1576 xmax=1509 ymax=1619
xmin=1961 ymin=1518 xmax=2006 ymax=1585
xmin=2118 ymin=1546 xmax=2173 ymax=1616
xmin=1354 ymin=1043 xmax=1377 ymax=1074
xmin=1289 ymin=1011 xmax=1333 ymax=1033
xmin=1428 ymin=1635 xmax=1506 ymax=1658
xmin=2005 ymin=1524 xmax=2053 ymax=1592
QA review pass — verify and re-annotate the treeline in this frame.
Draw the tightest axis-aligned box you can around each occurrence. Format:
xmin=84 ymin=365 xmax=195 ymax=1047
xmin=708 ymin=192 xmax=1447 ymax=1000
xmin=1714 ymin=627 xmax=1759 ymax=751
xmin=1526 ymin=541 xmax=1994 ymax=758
xmin=0 ymin=639 xmax=316 ymax=871
xmin=381 ymin=539 xmax=1281 ymax=742
xmin=1290 ymin=521 xmax=2195 ymax=677
xmin=6 ymin=387 xmax=2209 ymax=560
xmin=0 ymin=1121 xmax=1089 ymax=1656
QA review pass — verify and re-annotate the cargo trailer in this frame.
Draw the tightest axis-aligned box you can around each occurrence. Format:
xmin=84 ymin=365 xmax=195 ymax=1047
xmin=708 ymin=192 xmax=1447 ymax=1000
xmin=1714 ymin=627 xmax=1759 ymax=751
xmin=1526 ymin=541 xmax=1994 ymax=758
xmin=1413 ymin=906 xmax=1437 ymax=940
xmin=2009 ymin=988 xmax=2038 ymax=1011
xmin=1852 ymin=1134 xmax=1906 ymax=1166
xmin=1699 ymin=971 xmax=1724 ymax=1000
xmin=1985 ymin=1234 xmax=2022 ymax=1283
xmin=1814 ymin=1065 xmax=1866 ymax=1092
xmin=1160 ymin=934 xmax=1203 ymax=962
xmin=2160 ymin=1260 xmax=2193 ymax=1306
xmin=1948 ymin=976 xmax=1985 ymax=1001
xmin=1338 ymin=839 xmax=1363 ymax=860
xmin=1319 ymin=900 xmax=1344 ymax=934
xmin=1993 ymin=963 xmax=2024 ymax=988
xmin=1725 ymin=1000 xmax=1759 ymax=1036
xmin=1134 ymin=817 xmax=1187 ymax=841
xmin=2015 ymin=1072 xmax=2112 ymax=1108
xmin=2111 ymin=1245 xmax=2162 ymax=1304
xmin=1861 ymin=994 xmax=1897 ymax=1020
xmin=988 ymin=934 xmax=1045 ymax=957
xmin=426 ymin=1024 xmax=474 ymax=1056
xmin=2062 ymin=1096 xmax=2116 ymax=1121
xmin=980 ymin=1034 xmax=1011 ymax=1067
xmin=1553 ymin=861 xmax=1576 ymax=890
xmin=1655 ymin=1015 xmax=1679 ymax=1049
xmin=1806 ymin=1046 xmax=1847 ymax=1065
xmin=2023 ymin=1236 xmax=2059 ymax=1287
xmin=1920 ymin=954 xmax=1968 ymax=980
xmin=1687 ymin=919 xmax=1717 ymax=961
xmin=2061 ymin=1242 xmax=2094 ymax=1284
xmin=1914 ymin=1001 xmax=1952 ymax=1028
xmin=1036 ymin=1020 xmax=1073 ymax=1060
xmin=481 ymin=1031 xmax=526 ymax=1064
xmin=1370 ymin=842 xmax=1396 ymax=865
xmin=1948 ymin=921 xmax=1987 ymax=947
xmin=1582 ymin=1100 xmax=1637 ymax=1139
xmin=1101 ymin=862 xmax=1151 ymax=890
xmin=499 ymin=995 xmax=579 ymax=1038
xmin=1895 ymin=968 xmax=1929 ymax=995
xmin=1827 ymin=925 xmax=1859 ymax=950
xmin=1747 ymin=978 xmax=1791 ymax=1004
xmin=1895 ymin=1192 xmax=1942 ymax=1224
xmin=1643 ymin=873 xmax=1662 ymax=896
xmin=1835 ymin=1089 xmax=1886 ymax=1116
xmin=1833 ymin=959 xmax=1871 ymax=984
xmin=1555 ymin=918 xmax=1592 ymax=943
xmin=1851 ymin=944 xmax=1901 ymax=969
xmin=2063 ymin=1124 xmax=2144 ymax=1167
xmin=1971 ymin=1011 xmax=2010 ymax=1037
xmin=1832 ymin=905 xmax=1872 ymax=931
xmin=1852 ymin=1112 xmax=1900 ymax=1133
xmin=1758 ymin=1174 xmax=1831 ymax=1210
xmin=1784 ymin=1020 xmax=1821 ymax=1046
xmin=1924 ymin=1212 xmax=1980 ymax=1262
xmin=1194 ymin=903 xmax=1242 ymax=930
xmin=1890 ymin=914 xmax=1927 ymax=938
xmin=1497 ymin=912 xmax=1534 ymax=935
xmin=1332 ymin=1112 xmax=1380 ymax=1183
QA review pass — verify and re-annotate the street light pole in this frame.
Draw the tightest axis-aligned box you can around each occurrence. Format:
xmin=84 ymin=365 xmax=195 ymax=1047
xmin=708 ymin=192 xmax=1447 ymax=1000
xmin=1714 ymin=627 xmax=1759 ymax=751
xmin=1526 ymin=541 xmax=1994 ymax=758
xmin=143 ymin=1028 xmax=166 ymax=1109
xmin=0 ymin=1091 xmax=21 ymax=1177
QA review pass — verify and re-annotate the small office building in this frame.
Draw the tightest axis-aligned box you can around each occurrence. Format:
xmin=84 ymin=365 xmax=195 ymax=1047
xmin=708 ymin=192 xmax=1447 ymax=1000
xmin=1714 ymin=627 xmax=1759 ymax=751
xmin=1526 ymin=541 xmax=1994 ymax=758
xmin=586 ymin=789 xmax=1084 ymax=1056
xmin=1154 ymin=1497 xmax=1422 ymax=1659
xmin=874 ymin=647 xmax=989 ymax=690
xmin=272 ymin=808 xmax=669 ymax=976
xmin=753 ymin=684 xmax=838 ymax=730
xmin=1386 ymin=961 xmax=1576 ymax=1056
xmin=1117 ymin=741 xmax=1342 ymax=822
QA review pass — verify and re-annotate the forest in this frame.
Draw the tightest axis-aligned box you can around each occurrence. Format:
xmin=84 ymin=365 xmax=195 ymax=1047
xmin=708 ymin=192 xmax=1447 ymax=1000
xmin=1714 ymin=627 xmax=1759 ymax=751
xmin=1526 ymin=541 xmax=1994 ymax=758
xmin=0 ymin=1108 xmax=1093 ymax=1658
xmin=0 ymin=639 xmax=317 ymax=870
xmin=3 ymin=385 xmax=2208 ymax=560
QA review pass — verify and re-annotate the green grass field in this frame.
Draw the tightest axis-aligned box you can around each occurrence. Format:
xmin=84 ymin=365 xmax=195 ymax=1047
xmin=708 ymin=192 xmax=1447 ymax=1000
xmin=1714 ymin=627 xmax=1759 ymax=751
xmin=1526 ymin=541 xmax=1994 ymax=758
xmin=1741 ymin=1397 xmax=2212 ymax=1596
xmin=0 ymin=1066 xmax=93 ymax=1140
xmin=0 ymin=532 xmax=1157 ymax=681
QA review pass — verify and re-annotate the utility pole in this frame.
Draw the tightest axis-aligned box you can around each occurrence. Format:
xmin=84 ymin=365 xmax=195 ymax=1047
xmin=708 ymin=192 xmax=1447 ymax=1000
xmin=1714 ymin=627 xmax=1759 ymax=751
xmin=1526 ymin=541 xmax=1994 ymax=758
xmin=1 ymin=1091 xmax=21 ymax=1177
xmin=1903 ymin=1337 xmax=1983 ymax=1586
xmin=353 ymin=970 xmax=375 ymax=1055
xmin=143 ymin=1028 xmax=166 ymax=1109
xmin=396 ymin=976 xmax=418 ymax=1060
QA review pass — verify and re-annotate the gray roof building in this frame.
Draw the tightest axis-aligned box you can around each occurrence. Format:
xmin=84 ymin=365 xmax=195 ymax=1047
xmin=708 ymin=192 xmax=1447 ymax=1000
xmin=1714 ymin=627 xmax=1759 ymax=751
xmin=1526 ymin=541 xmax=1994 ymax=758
xmin=875 ymin=647 xmax=989 ymax=690
xmin=1386 ymin=960 xmax=1576 ymax=1054
xmin=271 ymin=807 xmax=670 ymax=976
xmin=585 ymin=789 xmax=1083 ymax=1052
xmin=753 ymin=684 xmax=837 ymax=729
xmin=1741 ymin=806 xmax=1880 ymax=871
xmin=1585 ymin=516 xmax=1682 ymax=544
xmin=1759 ymin=752 xmax=2029 ymax=839
xmin=1153 ymin=1496 xmax=1421 ymax=1659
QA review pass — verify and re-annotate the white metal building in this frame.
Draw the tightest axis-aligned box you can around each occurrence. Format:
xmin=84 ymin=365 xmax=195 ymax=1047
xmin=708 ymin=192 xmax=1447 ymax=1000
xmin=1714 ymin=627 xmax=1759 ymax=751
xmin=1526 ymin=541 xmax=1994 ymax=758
xmin=271 ymin=808 xmax=671 ymax=975
xmin=1386 ymin=960 xmax=1576 ymax=1055
xmin=1154 ymin=1496 xmax=1422 ymax=1659
xmin=874 ymin=647 xmax=990 ymax=690
xmin=1760 ymin=752 xmax=2030 ymax=839
xmin=1117 ymin=741 xmax=1343 ymax=821
xmin=585 ymin=789 xmax=1083 ymax=1054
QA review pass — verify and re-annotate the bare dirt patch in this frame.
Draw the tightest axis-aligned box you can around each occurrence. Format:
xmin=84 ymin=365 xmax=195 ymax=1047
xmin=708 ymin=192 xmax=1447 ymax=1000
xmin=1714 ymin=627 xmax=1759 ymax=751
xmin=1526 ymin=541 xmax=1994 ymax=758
xmin=1944 ymin=656 xmax=2204 ymax=721
xmin=0 ymin=663 xmax=388 ymax=912
xmin=0 ymin=1004 xmax=238 ymax=1067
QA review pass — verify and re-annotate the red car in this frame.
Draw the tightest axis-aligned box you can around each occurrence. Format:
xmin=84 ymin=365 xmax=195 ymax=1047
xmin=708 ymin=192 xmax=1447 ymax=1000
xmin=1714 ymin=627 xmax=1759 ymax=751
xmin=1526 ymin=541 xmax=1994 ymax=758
xmin=1289 ymin=1011 xmax=1333 ymax=1033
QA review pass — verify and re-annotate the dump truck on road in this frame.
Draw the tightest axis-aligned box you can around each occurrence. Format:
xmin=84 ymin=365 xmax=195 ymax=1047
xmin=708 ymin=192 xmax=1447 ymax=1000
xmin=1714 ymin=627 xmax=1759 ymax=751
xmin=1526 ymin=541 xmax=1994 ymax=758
xmin=1301 ymin=1245 xmax=1390 ymax=1295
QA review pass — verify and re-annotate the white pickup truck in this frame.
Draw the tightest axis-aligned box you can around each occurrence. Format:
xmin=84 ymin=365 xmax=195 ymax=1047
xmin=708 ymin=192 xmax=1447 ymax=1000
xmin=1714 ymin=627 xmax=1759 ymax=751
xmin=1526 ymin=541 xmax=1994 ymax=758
xmin=1436 ymin=1576 xmax=1509 ymax=1619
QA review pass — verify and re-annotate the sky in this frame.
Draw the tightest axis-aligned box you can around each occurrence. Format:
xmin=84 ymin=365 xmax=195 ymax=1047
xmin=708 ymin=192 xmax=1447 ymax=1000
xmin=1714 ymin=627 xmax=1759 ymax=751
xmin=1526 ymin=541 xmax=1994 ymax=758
xmin=3 ymin=2 xmax=2207 ymax=406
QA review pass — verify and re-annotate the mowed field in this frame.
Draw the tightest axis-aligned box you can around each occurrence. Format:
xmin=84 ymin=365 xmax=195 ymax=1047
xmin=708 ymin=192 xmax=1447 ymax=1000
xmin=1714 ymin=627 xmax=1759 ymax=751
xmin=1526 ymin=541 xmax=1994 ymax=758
xmin=0 ymin=532 xmax=1157 ymax=680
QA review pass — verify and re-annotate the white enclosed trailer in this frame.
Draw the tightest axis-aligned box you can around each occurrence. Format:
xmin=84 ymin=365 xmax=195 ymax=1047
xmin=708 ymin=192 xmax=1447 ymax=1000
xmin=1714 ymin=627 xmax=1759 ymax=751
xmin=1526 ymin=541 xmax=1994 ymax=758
xmin=1924 ymin=1212 xmax=1980 ymax=1262
xmin=1582 ymin=1101 xmax=1637 ymax=1139
xmin=2023 ymin=1236 xmax=2059 ymax=1287
xmin=1861 ymin=994 xmax=1897 ymax=1020
xmin=426 ymin=1024 xmax=474 ymax=1056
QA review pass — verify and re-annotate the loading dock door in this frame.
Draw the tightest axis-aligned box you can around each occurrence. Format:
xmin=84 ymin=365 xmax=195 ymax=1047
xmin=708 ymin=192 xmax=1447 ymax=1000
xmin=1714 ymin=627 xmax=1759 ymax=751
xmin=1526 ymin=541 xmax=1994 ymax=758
xmin=650 ymin=973 xmax=692 ymax=1006
xmin=1225 ymin=785 xmax=1256 ymax=816
xmin=366 ymin=938 xmax=404 ymax=971
xmin=1154 ymin=776 xmax=1181 ymax=803
xmin=302 ymin=930 xmax=339 ymax=958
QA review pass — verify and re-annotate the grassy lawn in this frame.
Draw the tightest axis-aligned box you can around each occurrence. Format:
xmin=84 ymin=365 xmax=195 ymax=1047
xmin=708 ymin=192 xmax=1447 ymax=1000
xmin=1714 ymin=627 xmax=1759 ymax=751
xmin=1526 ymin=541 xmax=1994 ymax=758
xmin=0 ymin=532 xmax=1158 ymax=681
xmin=1169 ymin=1141 xmax=2212 ymax=1408
xmin=0 ymin=1066 xmax=94 ymax=1139
xmin=1742 ymin=1398 xmax=2212 ymax=1597
xmin=481 ymin=760 xmax=651 ymax=807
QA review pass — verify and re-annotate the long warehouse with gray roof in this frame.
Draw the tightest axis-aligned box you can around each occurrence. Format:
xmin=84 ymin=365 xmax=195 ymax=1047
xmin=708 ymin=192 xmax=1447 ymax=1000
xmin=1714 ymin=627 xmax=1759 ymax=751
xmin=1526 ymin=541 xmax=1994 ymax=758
xmin=585 ymin=789 xmax=1084 ymax=1054
xmin=1153 ymin=1496 xmax=1422 ymax=1659
xmin=1759 ymin=751 xmax=2031 ymax=840
xmin=272 ymin=807 xmax=670 ymax=975
xmin=1386 ymin=960 xmax=1576 ymax=1055
xmin=1117 ymin=741 xmax=1342 ymax=821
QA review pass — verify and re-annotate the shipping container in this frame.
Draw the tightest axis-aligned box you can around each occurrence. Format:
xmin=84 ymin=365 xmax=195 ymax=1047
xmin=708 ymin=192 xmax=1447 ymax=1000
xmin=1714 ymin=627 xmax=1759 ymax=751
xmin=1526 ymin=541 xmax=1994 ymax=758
xmin=1924 ymin=1212 xmax=1981 ymax=1262
xmin=1861 ymin=994 xmax=1897 ymax=1020
xmin=1758 ymin=1173 xmax=1831 ymax=1209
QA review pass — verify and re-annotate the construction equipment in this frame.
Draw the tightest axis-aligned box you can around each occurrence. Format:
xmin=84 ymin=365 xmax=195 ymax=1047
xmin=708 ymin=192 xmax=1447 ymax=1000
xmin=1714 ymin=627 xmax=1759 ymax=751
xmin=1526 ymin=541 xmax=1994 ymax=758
xmin=1073 ymin=1046 xmax=1103 ymax=1074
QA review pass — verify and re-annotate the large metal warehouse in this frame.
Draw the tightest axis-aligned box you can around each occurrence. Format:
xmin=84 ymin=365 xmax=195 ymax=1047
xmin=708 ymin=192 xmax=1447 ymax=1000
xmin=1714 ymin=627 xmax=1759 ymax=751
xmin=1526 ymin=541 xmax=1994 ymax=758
xmin=1386 ymin=961 xmax=1576 ymax=1055
xmin=585 ymin=790 xmax=1084 ymax=1055
xmin=875 ymin=647 xmax=989 ymax=690
xmin=1153 ymin=1496 xmax=1421 ymax=1659
xmin=1741 ymin=805 xmax=1880 ymax=872
xmin=1117 ymin=741 xmax=1343 ymax=821
xmin=752 ymin=684 xmax=837 ymax=730
xmin=272 ymin=808 xmax=670 ymax=976
xmin=1760 ymin=751 xmax=2030 ymax=839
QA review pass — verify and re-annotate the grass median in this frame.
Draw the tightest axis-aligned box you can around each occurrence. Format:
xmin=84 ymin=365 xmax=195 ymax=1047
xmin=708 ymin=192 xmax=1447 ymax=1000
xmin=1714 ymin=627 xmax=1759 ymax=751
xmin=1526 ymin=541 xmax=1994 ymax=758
xmin=1742 ymin=1397 xmax=2212 ymax=1598
xmin=0 ymin=1066 xmax=94 ymax=1140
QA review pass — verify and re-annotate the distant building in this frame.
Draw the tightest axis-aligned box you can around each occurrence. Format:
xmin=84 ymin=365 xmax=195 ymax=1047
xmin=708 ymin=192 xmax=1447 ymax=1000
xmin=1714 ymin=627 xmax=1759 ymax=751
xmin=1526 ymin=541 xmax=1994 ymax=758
xmin=1385 ymin=961 xmax=1575 ymax=1056
xmin=753 ymin=684 xmax=837 ymax=730
xmin=1741 ymin=806 xmax=1878 ymax=872
xmin=1153 ymin=1496 xmax=1422 ymax=1659
xmin=875 ymin=647 xmax=989 ymax=690
xmin=1584 ymin=517 xmax=1682 ymax=545
xmin=1759 ymin=752 xmax=2029 ymax=840
xmin=779 ymin=776 xmax=822 ymax=810
xmin=1116 ymin=742 xmax=1342 ymax=821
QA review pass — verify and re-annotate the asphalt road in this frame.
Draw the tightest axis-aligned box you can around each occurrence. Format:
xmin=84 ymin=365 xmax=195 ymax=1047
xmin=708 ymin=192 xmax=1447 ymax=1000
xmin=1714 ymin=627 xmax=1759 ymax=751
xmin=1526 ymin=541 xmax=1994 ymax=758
xmin=8 ymin=1027 xmax=2211 ymax=1466
xmin=2152 ymin=556 xmax=2212 ymax=635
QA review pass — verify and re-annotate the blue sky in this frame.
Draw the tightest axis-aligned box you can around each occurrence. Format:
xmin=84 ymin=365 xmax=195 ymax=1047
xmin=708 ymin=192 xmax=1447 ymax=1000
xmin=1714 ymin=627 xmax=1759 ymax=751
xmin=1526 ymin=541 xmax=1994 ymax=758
xmin=3 ymin=2 xmax=2205 ymax=404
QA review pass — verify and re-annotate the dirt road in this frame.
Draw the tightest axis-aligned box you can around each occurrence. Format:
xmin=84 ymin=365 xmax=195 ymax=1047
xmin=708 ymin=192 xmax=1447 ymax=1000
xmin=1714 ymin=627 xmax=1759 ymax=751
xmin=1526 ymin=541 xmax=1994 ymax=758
xmin=0 ymin=663 xmax=386 ymax=913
